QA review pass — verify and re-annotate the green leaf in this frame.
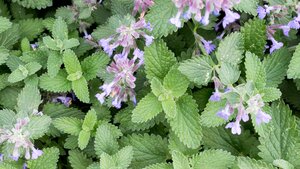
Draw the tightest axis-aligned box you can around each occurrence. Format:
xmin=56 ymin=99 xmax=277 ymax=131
xmin=241 ymin=18 xmax=266 ymax=57
xmin=263 ymin=48 xmax=291 ymax=87
xmin=287 ymin=43 xmax=300 ymax=79
xmin=142 ymin=163 xmax=173 ymax=169
xmin=237 ymin=157 xmax=275 ymax=169
xmin=92 ymin=15 xmax=124 ymax=40
xmin=144 ymin=40 xmax=177 ymax=81
xmin=82 ymin=109 xmax=97 ymax=131
xmin=12 ymin=0 xmax=52 ymax=9
xmin=72 ymin=77 xmax=90 ymax=103
xmin=63 ymin=49 xmax=82 ymax=74
xmin=0 ymin=16 xmax=12 ymax=34
xmin=27 ymin=147 xmax=59 ymax=169
xmin=121 ymin=134 xmax=169 ymax=169
xmin=0 ymin=24 xmax=20 ymax=49
xmin=218 ymin=63 xmax=241 ymax=85
xmin=172 ymin=151 xmax=191 ymax=169
xmin=62 ymin=38 xmax=80 ymax=50
xmin=245 ymin=52 xmax=266 ymax=89
xmin=216 ymin=32 xmax=244 ymax=66
xmin=53 ymin=117 xmax=82 ymax=136
xmin=111 ymin=0 xmax=133 ymax=16
xmin=0 ymin=109 xmax=16 ymax=127
xmin=43 ymin=36 xmax=60 ymax=51
xmin=257 ymin=101 xmax=300 ymax=167
xmin=151 ymin=77 xmax=164 ymax=97
xmin=52 ymin=17 xmax=68 ymax=40
xmin=39 ymin=70 xmax=72 ymax=93
xmin=0 ymin=46 xmax=9 ymax=65
xmin=273 ymin=159 xmax=295 ymax=169
xmin=94 ymin=123 xmax=122 ymax=157
xmin=100 ymin=146 xmax=133 ymax=169
xmin=132 ymin=92 xmax=163 ymax=123
xmin=169 ymin=94 xmax=202 ymax=149
xmin=234 ymin=0 xmax=259 ymax=15
xmin=68 ymin=150 xmax=93 ymax=169
xmin=19 ymin=19 xmax=45 ymax=41
xmin=145 ymin=0 xmax=178 ymax=38
xmin=202 ymin=126 xmax=260 ymax=157
xmin=8 ymin=61 xmax=42 ymax=83
xmin=260 ymin=87 xmax=281 ymax=102
xmin=162 ymin=99 xmax=177 ymax=118
xmin=0 ymin=74 xmax=9 ymax=91
xmin=178 ymin=56 xmax=214 ymax=86
xmin=200 ymin=100 xmax=228 ymax=127
xmin=81 ymin=52 xmax=110 ymax=81
xmin=25 ymin=115 xmax=51 ymax=139
xmin=67 ymin=71 xmax=83 ymax=81
xmin=0 ymin=87 xmax=21 ymax=110
xmin=43 ymin=103 xmax=85 ymax=119
xmin=168 ymin=132 xmax=198 ymax=156
xmin=191 ymin=149 xmax=235 ymax=169
xmin=78 ymin=130 xmax=91 ymax=150
xmin=163 ymin=66 xmax=189 ymax=98
xmin=17 ymin=85 xmax=41 ymax=114
xmin=47 ymin=51 xmax=63 ymax=78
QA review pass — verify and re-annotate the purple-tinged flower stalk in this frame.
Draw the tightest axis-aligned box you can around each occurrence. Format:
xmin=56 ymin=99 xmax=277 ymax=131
xmin=246 ymin=94 xmax=271 ymax=125
xmin=99 ymin=18 xmax=153 ymax=58
xmin=132 ymin=0 xmax=154 ymax=16
xmin=209 ymin=77 xmax=224 ymax=102
xmin=170 ymin=0 xmax=240 ymax=28
xmin=200 ymin=37 xmax=216 ymax=54
xmin=95 ymin=49 xmax=144 ymax=108
xmin=0 ymin=118 xmax=43 ymax=160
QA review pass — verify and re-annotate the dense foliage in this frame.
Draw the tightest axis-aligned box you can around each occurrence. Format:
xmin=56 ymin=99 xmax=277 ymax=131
xmin=0 ymin=0 xmax=300 ymax=168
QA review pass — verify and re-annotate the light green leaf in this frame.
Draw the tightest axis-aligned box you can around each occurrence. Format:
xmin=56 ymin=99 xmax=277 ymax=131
xmin=53 ymin=117 xmax=82 ymax=136
xmin=263 ymin=48 xmax=291 ymax=87
xmin=0 ymin=46 xmax=9 ymax=65
xmin=191 ymin=149 xmax=235 ymax=169
xmin=81 ymin=52 xmax=110 ymax=81
xmin=163 ymin=66 xmax=189 ymax=98
xmin=245 ymin=52 xmax=266 ymax=89
xmin=0 ymin=16 xmax=12 ymax=34
xmin=92 ymin=15 xmax=124 ymax=40
xmin=178 ymin=55 xmax=214 ymax=86
xmin=241 ymin=18 xmax=266 ymax=57
xmin=200 ymin=100 xmax=228 ymax=127
xmin=150 ymin=77 xmax=164 ymax=97
xmin=144 ymin=40 xmax=177 ymax=81
xmin=72 ymin=77 xmax=90 ymax=103
xmin=25 ymin=115 xmax=51 ymax=139
xmin=17 ymin=85 xmax=41 ymax=114
xmin=52 ymin=17 xmax=68 ymax=40
xmin=63 ymin=49 xmax=82 ymax=74
xmin=257 ymin=101 xmax=300 ymax=167
xmin=19 ymin=18 xmax=45 ymax=41
xmin=234 ymin=0 xmax=259 ymax=15
xmin=0 ymin=74 xmax=9 ymax=91
xmin=172 ymin=151 xmax=191 ymax=169
xmin=0 ymin=24 xmax=20 ymax=49
xmin=27 ymin=147 xmax=59 ymax=169
xmin=12 ymin=0 xmax=52 ymax=9
xmin=287 ymin=43 xmax=300 ymax=79
xmin=145 ymin=0 xmax=178 ymax=38
xmin=218 ymin=63 xmax=241 ymax=85
xmin=260 ymin=87 xmax=281 ymax=102
xmin=121 ymin=134 xmax=169 ymax=169
xmin=43 ymin=36 xmax=60 ymax=51
xmin=94 ymin=123 xmax=122 ymax=157
xmin=132 ymin=92 xmax=163 ymax=123
xmin=62 ymin=38 xmax=80 ymax=50
xmin=237 ymin=157 xmax=275 ymax=169
xmin=39 ymin=70 xmax=72 ymax=93
xmin=162 ymin=99 xmax=177 ymax=118
xmin=216 ymin=32 xmax=244 ymax=65
xmin=47 ymin=51 xmax=63 ymax=78
xmin=168 ymin=132 xmax=198 ymax=156
xmin=68 ymin=149 xmax=93 ymax=169
xmin=100 ymin=146 xmax=133 ymax=169
xmin=0 ymin=109 xmax=16 ymax=127
xmin=67 ymin=71 xmax=83 ymax=81
xmin=142 ymin=163 xmax=173 ymax=169
xmin=8 ymin=62 xmax=41 ymax=83
xmin=78 ymin=130 xmax=91 ymax=150
xmin=82 ymin=109 xmax=97 ymax=131
xmin=169 ymin=94 xmax=202 ymax=149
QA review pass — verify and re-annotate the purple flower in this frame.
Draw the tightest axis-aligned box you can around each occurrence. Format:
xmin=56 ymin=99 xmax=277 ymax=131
xmin=52 ymin=96 xmax=72 ymax=107
xmin=23 ymin=163 xmax=27 ymax=169
xmin=279 ymin=25 xmax=290 ymax=36
xmin=216 ymin=104 xmax=233 ymax=120
xmin=257 ymin=6 xmax=267 ymax=19
xmin=256 ymin=110 xmax=271 ymax=125
xmin=132 ymin=0 xmax=154 ymax=16
xmin=170 ymin=12 xmax=182 ymax=28
xmin=99 ymin=37 xmax=115 ymax=56
xmin=200 ymin=37 xmax=216 ymax=54
xmin=31 ymin=148 xmax=43 ymax=159
xmin=0 ymin=154 xmax=3 ymax=161
xmin=222 ymin=9 xmax=240 ymax=28
xmin=225 ymin=121 xmax=241 ymax=135
xmin=209 ymin=90 xmax=221 ymax=102
xmin=288 ymin=19 xmax=300 ymax=29
xmin=269 ymin=37 xmax=283 ymax=53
